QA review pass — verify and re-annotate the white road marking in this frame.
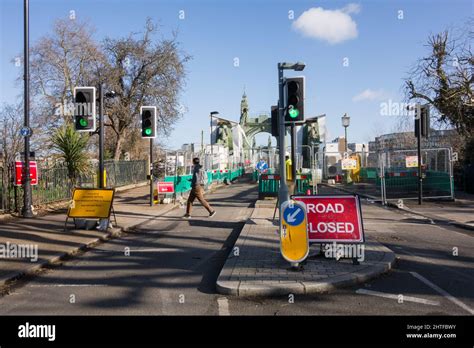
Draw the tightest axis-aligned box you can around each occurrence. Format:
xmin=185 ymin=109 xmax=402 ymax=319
xmin=29 ymin=284 xmax=108 ymax=287
xmin=396 ymin=248 xmax=474 ymax=282
xmin=130 ymin=248 xmax=183 ymax=252
xmin=410 ymin=272 xmax=474 ymax=315
xmin=217 ymin=297 xmax=230 ymax=316
xmin=356 ymin=288 xmax=440 ymax=306
xmin=94 ymin=248 xmax=182 ymax=253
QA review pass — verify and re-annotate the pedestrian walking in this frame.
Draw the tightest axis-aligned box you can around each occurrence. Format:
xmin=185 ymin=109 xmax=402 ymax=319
xmin=184 ymin=157 xmax=216 ymax=219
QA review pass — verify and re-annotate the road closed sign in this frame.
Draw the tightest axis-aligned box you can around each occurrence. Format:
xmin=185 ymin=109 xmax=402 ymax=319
xmin=280 ymin=200 xmax=309 ymax=263
xmin=157 ymin=182 xmax=174 ymax=193
xmin=293 ymin=195 xmax=364 ymax=243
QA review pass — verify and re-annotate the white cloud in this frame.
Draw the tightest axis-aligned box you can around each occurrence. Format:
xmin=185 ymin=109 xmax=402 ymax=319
xmin=352 ymin=89 xmax=386 ymax=102
xmin=342 ymin=3 xmax=361 ymax=14
xmin=292 ymin=4 xmax=360 ymax=44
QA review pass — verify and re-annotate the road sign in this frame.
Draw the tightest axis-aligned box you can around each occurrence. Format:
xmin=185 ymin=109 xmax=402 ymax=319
xmin=341 ymin=158 xmax=357 ymax=170
xmin=67 ymin=188 xmax=115 ymax=219
xmin=452 ymin=152 xmax=458 ymax=162
xmin=14 ymin=161 xmax=38 ymax=186
xmin=405 ymin=156 xmax=418 ymax=168
xmin=157 ymin=181 xmax=174 ymax=193
xmin=256 ymin=160 xmax=268 ymax=173
xmin=293 ymin=195 xmax=364 ymax=243
xmin=20 ymin=126 xmax=32 ymax=137
xmin=280 ymin=200 xmax=309 ymax=263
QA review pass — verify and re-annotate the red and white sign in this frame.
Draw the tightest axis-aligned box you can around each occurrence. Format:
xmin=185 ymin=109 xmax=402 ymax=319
xmin=15 ymin=161 xmax=38 ymax=186
xmin=157 ymin=181 xmax=174 ymax=193
xmin=260 ymin=174 xmax=280 ymax=180
xmin=293 ymin=195 xmax=364 ymax=243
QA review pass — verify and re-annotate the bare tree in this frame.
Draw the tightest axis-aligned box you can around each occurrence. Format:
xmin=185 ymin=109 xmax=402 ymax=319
xmin=102 ymin=19 xmax=191 ymax=160
xmin=1 ymin=103 xmax=24 ymax=184
xmin=405 ymin=23 xmax=473 ymax=135
xmin=28 ymin=18 xmax=105 ymax=129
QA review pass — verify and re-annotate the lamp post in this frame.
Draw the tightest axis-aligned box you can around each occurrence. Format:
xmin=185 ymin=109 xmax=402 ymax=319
xmin=341 ymin=113 xmax=350 ymax=153
xmin=210 ymin=111 xmax=219 ymax=171
xmin=341 ymin=113 xmax=351 ymax=184
xmin=277 ymin=62 xmax=305 ymax=208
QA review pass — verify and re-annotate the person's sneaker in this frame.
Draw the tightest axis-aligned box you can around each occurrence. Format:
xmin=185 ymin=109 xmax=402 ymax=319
xmin=183 ymin=214 xmax=191 ymax=219
xmin=209 ymin=211 xmax=216 ymax=218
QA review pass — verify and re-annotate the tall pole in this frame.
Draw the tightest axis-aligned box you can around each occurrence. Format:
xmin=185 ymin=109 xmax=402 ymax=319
xmin=210 ymin=114 xmax=213 ymax=171
xmin=290 ymin=123 xmax=297 ymax=184
xmin=149 ymin=139 xmax=153 ymax=206
xmin=22 ymin=0 xmax=33 ymax=218
xmin=416 ymin=104 xmax=422 ymax=205
xmin=201 ymin=129 xmax=204 ymax=154
xmin=98 ymin=84 xmax=105 ymax=189
xmin=277 ymin=64 xmax=289 ymax=207
xmin=344 ymin=126 xmax=348 ymax=152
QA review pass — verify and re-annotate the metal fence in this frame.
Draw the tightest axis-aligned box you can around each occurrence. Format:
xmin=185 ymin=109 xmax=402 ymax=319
xmin=0 ymin=160 xmax=147 ymax=213
xmin=330 ymin=147 xmax=454 ymax=204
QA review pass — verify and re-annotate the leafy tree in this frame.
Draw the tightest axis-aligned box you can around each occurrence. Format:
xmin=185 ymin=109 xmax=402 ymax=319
xmin=51 ymin=124 xmax=90 ymax=185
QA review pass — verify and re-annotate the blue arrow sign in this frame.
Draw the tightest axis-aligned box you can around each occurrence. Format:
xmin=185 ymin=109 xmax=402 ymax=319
xmin=256 ymin=160 xmax=268 ymax=172
xmin=20 ymin=127 xmax=32 ymax=137
xmin=283 ymin=204 xmax=305 ymax=226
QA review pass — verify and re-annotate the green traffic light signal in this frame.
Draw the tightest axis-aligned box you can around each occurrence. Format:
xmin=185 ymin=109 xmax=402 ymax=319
xmin=289 ymin=107 xmax=299 ymax=118
xmin=144 ymin=128 xmax=152 ymax=136
xmin=79 ymin=118 xmax=88 ymax=127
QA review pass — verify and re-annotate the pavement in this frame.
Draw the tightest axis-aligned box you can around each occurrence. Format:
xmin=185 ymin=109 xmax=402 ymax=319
xmin=401 ymin=192 xmax=474 ymax=230
xmin=0 ymin=183 xmax=179 ymax=289
xmin=0 ymin=178 xmax=472 ymax=315
xmin=0 ymin=177 xmax=257 ymax=315
xmin=216 ymin=201 xmax=396 ymax=296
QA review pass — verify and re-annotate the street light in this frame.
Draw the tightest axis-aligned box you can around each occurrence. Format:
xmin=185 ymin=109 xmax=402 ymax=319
xmin=277 ymin=61 xmax=306 ymax=207
xmin=210 ymin=111 xmax=219 ymax=171
xmin=280 ymin=62 xmax=306 ymax=71
xmin=341 ymin=113 xmax=350 ymax=152
xmin=22 ymin=0 xmax=33 ymax=218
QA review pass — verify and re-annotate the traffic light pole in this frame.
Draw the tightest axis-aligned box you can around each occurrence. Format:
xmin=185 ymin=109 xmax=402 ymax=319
xmin=98 ymin=84 xmax=105 ymax=189
xmin=277 ymin=64 xmax=290 ymax=208
xmin=149 ymin=139 xmax=153 ymax=206
xmin=416 ymin=104 xmax=422 ymax=205
xmin=22 ymin=0 xmax=33 ymax=218
xmin=290 ymin=123 xmax=297 ymax=185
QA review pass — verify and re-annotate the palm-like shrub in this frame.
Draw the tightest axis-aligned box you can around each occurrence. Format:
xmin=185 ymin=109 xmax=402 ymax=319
xmin=51 ymin=124 xmax=90 ymax=186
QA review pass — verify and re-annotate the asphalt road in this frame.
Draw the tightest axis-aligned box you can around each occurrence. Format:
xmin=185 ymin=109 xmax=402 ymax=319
xmin=0 ymin=179 xmax=473 ymax=316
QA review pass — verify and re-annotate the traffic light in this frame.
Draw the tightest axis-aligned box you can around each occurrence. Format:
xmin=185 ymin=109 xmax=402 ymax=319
xmin=271 ymin=105 xmax=279 ymax=137
xmin=415 ymin=104 xmax=430 ymax=138
xmin=73 ymin=87 xmax=96 ymax=132
xmin=140 ymin=106 xmax=157 ymax=138
xmin=285 ymin=77 xmax=305 ymax=122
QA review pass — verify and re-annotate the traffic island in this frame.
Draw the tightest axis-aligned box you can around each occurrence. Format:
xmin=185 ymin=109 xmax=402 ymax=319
xmin=216 ymin=204 xmax=396 ymax=297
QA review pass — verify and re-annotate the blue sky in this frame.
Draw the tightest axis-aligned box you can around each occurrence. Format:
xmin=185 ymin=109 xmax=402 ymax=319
xmin=0 ymin=0 xmax=471 ymax=148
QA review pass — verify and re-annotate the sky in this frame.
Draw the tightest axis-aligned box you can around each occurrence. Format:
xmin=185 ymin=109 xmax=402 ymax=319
xmin=0 ymin=0 xmax=471 ymax=149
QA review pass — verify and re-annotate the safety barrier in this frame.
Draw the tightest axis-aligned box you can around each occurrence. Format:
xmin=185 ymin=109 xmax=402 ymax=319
xmin=257 ymin=173 xmax=314 ymax=199
xmin=378 ymin=169 xmax=453 ymax=199
xmin=162 ymin=167 xmax=245 ymax=199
